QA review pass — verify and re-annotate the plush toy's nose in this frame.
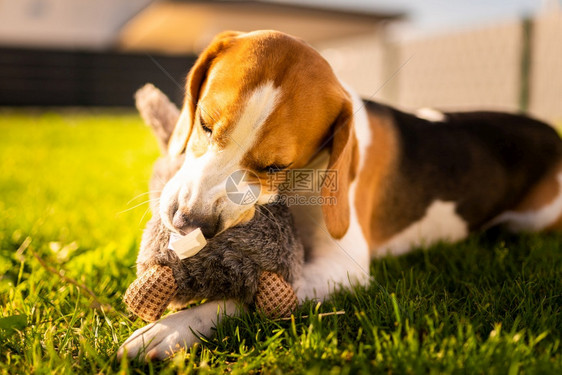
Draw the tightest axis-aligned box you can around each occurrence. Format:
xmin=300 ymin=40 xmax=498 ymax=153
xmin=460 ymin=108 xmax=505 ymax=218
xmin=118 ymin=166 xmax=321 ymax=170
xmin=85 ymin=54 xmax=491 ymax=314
xmin=172 ymin=209 xmax=218 ymax=238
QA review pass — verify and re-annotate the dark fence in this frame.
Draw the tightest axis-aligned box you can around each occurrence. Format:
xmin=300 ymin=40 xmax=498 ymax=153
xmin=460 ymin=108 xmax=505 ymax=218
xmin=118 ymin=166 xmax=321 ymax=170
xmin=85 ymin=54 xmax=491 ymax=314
xmin=0 ymin=47 xmax=196 ymax=107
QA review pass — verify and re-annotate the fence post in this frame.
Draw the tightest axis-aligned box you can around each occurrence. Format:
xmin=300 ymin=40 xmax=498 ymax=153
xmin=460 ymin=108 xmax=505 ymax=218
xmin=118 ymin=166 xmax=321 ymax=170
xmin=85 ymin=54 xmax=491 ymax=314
xmin=519 ymin=16 xmax=534 ymax=113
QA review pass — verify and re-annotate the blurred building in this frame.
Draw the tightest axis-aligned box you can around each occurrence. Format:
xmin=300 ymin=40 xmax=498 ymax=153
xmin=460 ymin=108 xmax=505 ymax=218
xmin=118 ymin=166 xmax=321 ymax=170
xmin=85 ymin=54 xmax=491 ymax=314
xmin=0 ymin=0 xmax=402 ymax=107
xmin=0 ymin=0 xmax=560 ymax=123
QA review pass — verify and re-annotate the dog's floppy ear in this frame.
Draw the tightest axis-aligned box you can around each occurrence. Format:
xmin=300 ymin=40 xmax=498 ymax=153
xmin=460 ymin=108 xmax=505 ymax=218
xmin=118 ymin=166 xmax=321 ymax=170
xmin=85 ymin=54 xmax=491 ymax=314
xmin=168 ymin=31 xmax=243 ymax=157
xmin=321 ymin=98 xmax=359 ymax=239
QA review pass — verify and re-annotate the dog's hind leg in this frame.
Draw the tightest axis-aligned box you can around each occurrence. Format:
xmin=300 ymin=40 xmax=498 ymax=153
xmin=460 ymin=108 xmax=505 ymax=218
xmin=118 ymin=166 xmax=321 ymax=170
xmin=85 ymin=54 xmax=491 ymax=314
xmin=492 ymin=162 xmax=562 ymax=233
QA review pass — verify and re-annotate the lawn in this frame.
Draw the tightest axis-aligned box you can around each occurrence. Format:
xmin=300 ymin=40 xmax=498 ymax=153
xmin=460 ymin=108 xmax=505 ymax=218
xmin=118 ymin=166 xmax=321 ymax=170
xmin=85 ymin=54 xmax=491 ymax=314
xmin=0 ymin=111 xmax=561 ymax=374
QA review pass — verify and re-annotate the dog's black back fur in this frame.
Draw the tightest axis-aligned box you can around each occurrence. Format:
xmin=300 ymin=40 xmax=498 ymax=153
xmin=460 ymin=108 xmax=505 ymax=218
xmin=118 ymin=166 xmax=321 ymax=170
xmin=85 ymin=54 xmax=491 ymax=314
xmin=364 ymin=100 xmax=562 ymax=233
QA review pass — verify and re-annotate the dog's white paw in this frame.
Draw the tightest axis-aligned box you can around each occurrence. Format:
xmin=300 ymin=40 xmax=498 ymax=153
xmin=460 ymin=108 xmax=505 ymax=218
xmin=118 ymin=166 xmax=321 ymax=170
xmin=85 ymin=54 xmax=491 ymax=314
xmin=117 ymin=299 xmax=240 ymax=361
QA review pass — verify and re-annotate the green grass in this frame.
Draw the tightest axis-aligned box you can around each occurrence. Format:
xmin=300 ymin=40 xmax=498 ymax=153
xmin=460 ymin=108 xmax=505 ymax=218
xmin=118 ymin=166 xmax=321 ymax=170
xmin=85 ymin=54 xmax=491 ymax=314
xmin=1 ymin=110 xmax=561 ymax=374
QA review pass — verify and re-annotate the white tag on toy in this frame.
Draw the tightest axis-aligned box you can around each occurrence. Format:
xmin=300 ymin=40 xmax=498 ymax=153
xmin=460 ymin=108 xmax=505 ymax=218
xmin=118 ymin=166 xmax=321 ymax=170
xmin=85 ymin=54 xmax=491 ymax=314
xmin=168 ymin=228 xmax=207 ymax=259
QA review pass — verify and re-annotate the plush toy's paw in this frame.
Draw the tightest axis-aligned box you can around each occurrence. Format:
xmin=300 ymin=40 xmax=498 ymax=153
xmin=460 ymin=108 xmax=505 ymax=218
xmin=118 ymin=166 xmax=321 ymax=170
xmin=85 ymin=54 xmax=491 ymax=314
xmin=123 ymin=265 xmax=178 ymax=322
xmin=117 ymin=300 xmax=240 ymax=361
xmin=255 ymin=271 xmax=298 ymax=318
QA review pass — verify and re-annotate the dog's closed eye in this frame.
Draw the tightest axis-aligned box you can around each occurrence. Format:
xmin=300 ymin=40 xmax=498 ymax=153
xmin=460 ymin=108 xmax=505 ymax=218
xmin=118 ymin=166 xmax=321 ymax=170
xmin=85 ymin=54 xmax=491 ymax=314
xmin=261 ymin=163 xmax=290 ymax=173
xmin=200 ymin=117 xmax=212 ymax=136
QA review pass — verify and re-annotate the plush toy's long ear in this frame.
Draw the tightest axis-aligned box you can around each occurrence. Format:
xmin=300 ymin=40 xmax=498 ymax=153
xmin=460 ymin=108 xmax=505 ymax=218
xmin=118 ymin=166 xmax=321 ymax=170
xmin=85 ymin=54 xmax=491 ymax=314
xmin=321 ymin=98 xmax=359 ymax=239
xmin=168 ymin=31 xmax=242 ymax=157
xmin=135 ymin=83 xmax=180 ymax=154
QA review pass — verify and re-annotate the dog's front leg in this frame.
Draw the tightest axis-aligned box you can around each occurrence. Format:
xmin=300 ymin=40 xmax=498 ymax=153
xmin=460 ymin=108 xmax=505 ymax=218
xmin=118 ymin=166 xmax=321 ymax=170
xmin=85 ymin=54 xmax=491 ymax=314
xmin=292 ymin=214 xmax=371 ymax=302
xmin=117 ymin=299 xmax=242 ymax=361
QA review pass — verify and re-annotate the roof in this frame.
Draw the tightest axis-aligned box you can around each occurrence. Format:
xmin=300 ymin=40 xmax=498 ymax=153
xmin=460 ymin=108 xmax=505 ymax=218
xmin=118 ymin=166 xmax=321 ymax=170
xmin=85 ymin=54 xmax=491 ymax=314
xmin=118 ymin=0 xmax=404 ymax=54
xmin=172 ymin=0 xmax=405 ymax=22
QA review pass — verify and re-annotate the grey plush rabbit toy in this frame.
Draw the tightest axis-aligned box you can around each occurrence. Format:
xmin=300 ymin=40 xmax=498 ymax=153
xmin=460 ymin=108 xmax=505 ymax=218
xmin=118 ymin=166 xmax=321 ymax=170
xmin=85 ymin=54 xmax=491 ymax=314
xmin=123 ymin=84 xmax=304 ymax=321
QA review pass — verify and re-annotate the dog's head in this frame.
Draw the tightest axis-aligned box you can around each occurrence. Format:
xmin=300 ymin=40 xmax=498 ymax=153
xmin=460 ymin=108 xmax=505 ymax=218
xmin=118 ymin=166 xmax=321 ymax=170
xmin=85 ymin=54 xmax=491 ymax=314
xmin=159 ymin=30 xmax=357 ymax=239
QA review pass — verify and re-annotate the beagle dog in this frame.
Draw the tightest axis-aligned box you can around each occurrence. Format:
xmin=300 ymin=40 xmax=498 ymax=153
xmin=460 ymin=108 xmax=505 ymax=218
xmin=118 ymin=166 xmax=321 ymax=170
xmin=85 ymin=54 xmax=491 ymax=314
xmin=118 ymin=30 xmax=562 ymax=360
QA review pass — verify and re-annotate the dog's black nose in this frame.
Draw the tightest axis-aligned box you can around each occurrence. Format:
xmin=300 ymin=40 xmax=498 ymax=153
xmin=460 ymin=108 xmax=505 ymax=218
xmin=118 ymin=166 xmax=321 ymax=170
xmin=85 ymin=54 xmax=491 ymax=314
xmin=172 ymin=210 xmax=218 ymax=238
